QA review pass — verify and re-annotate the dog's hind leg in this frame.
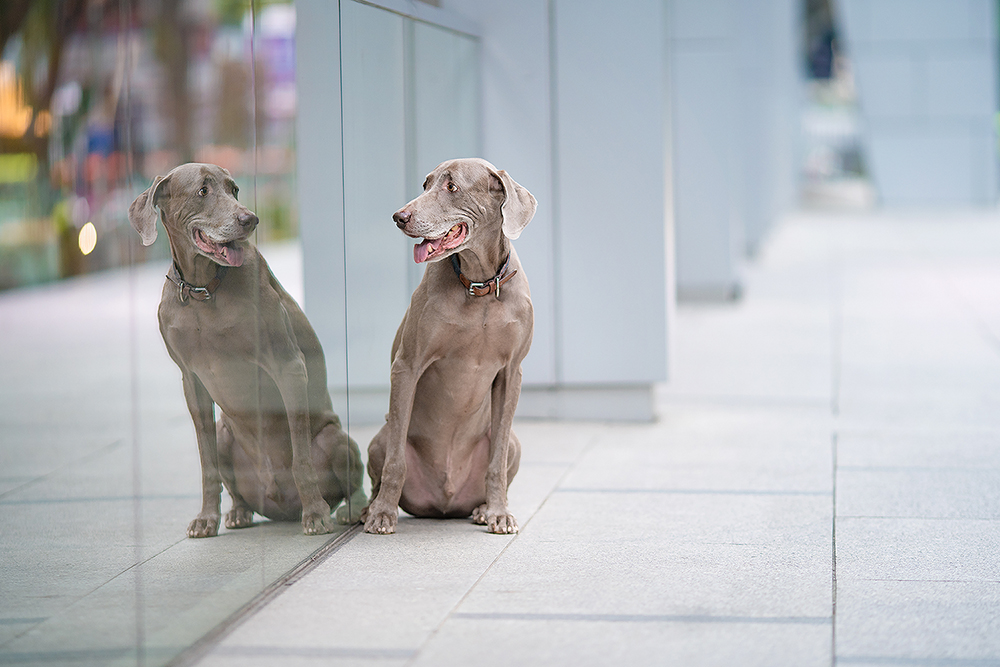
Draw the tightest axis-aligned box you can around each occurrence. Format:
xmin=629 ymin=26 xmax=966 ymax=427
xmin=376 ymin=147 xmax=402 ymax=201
xmin=313 ymin=420 xmax=368 ymax=524
xmin=217 ymin=417 xmax=255 ymax=529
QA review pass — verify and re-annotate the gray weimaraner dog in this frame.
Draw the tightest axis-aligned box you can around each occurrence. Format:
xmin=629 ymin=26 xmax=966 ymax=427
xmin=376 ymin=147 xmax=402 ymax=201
xmin=363 ymin=158 xmax=536 ymax=535
xmin=128 ymin=162 xmax=365 ymax=538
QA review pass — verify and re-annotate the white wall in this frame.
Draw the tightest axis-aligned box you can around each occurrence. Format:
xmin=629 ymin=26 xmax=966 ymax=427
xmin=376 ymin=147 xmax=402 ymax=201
xmin=297 ymin=0 xmax=480 ymax=425
xmin=297 ymin=0 xmax=807 ymax=421
xmin=447 ymin=0 xmax=672 ymax=419
xmin=838 ymin=0 xmax=999 ymax=206
xmin=296 ymin=0 xmax=347 ymax=389
xmin=670 ymin=0 xmax=744 ymax=300
xmin=441 ymin=0 xmax=559 ymax=388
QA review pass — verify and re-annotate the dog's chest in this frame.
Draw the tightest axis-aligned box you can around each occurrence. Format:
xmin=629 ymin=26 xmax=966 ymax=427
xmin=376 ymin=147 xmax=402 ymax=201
xmin=446 ymin=296 xmax=527 ymax=356
xmin=159 ymin=300 xmax=255 ymax=372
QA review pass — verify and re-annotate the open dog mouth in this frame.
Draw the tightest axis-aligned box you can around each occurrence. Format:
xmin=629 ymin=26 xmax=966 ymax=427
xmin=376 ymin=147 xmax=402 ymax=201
xmin=413 ymin=223 xmax=467 ymax=263
xmin=193 ymin=228 xmax=246 ymax=267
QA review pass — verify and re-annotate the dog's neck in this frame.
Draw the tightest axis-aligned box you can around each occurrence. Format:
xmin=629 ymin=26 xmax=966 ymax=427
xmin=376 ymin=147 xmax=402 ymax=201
xmin=453 ymin=235 xmax=511 ymax=283
xmin=172 ymin=250 xmax=225 ymax=286
xmin=165 ymin=227 xmax=230 ymax=287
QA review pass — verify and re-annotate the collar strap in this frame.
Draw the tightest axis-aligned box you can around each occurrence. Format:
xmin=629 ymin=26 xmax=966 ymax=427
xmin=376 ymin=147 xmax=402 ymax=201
xmin=167 ymin=262 xmax=228 ymax=304
xmin=451 ymin=254 xmax=517 ymax=298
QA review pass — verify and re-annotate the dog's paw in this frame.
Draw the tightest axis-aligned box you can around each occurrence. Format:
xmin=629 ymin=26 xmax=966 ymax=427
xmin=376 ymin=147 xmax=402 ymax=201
xmin=487 ymin=512 xmax=519 ymax=535
xmin=187 ymin=514 xmax=220 ymax=538
xmin=472 ymin=504 xmax=518 ymax=534
xmin=301 ymin=510 xmax=336 ymax=536
xmin=334 ymin=488 xmax=369 ymax=524
xmin=334 ymin=500 xmax=364 ymax=525
xmin=472 ymin=503 xmax=488 ymax=525
xmin=225 ymin=506 xmax=254 ymax=529
xmin=363 ymin=508 xmax=398 ymax=535
xmin=333 ymin=504 xmax=356 ymax=525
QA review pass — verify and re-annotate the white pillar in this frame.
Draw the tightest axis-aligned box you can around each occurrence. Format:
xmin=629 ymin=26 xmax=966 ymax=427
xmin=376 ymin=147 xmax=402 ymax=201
xmin=670 ymin=0 xmax=744 ymax=300
xmin=838 ymin=0 xmax=999 ymax=206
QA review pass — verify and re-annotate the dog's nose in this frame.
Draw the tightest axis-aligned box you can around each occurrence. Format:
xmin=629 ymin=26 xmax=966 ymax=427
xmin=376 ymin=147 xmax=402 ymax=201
xmin=393 ymin=209 xmax=411 ymax=229
xmin=238 ymin=211 xmax=259 ymax=229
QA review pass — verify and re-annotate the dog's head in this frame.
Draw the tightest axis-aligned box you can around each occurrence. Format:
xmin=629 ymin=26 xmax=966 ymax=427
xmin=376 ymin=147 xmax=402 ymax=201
xmin=128 ymin=163 xmax=258 ymax=267
xmin=393 ymin=158 xmax=536 ymax=264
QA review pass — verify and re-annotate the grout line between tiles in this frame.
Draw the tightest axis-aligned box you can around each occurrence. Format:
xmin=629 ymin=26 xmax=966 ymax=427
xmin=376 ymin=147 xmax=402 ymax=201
xmin=166 ymin=524 xmax=363 ymax=667
xmin=832 ymin=430 xmax=839 ymax=667
xmin=404 ymin=431 xmax=603 ymax=667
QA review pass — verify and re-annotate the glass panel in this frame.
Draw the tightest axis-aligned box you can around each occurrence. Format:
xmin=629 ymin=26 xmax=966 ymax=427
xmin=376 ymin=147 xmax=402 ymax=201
xmin=1 ymin=0 xmax=481 ymax=660
xmin=0 ymin=2 xmax=352 ymax=665
xmin=337 ymin=0 xmax=482 ymax=512
xmin=407 ymin=20 xmax=481 ymax=291
xmin=339 ymin=0 xmax=409 ymax=432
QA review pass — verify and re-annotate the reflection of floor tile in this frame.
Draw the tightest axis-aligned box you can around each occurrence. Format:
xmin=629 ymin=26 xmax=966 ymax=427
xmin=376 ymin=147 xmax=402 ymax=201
xmin=0 ymin=243 xmax=362 ymax=667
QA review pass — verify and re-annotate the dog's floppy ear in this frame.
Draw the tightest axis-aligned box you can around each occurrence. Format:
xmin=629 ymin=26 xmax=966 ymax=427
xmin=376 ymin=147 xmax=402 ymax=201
xmin=128 ymin=175 xmax=168 ymax=246
xmin=495 ymin=169 xmax=536 ymax=240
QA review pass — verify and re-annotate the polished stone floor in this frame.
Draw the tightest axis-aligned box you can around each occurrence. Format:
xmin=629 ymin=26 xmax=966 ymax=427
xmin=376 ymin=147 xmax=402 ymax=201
xmin=196 ymin=210 xmax=1000 ymax=666
xmin=4 ymin=211 xmax=1000 ymax=666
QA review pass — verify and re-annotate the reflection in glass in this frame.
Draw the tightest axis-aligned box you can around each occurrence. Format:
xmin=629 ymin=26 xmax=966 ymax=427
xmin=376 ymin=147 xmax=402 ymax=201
xmin=127 ymin=161 xmax=365 ymax=538
xmin=336 ymin=0 xmax=480 ymax=427
xmin=0 ymin=2 xmax=352 ymax=665
xmin=2 ymin=0 xmax=484 ymax=662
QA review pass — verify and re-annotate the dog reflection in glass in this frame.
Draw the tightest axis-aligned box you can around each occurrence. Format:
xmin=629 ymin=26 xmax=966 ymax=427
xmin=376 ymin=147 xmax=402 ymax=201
xmin=129 ymin=162 xmax=365 ymax=537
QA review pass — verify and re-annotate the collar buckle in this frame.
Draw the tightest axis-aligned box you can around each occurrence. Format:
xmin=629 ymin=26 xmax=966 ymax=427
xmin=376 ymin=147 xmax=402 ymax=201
xmin=451 ymin=254 xmax=516 ymax=299
xmin=168 ymin=262 xmax=227 ymax=305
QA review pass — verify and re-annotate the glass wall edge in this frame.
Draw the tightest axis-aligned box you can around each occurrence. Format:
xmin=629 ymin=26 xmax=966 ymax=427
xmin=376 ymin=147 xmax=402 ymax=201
xmin=349 ymin=0 xmax=482 ymax=38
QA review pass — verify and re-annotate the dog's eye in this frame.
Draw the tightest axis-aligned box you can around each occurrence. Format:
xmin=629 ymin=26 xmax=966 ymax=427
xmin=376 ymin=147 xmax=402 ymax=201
xmin=446 ymin=181 xmax=459 ymax=193
xmin=233 ymin=186 xmax=239 ymax=200
xmin=198 ymin=186 xmax=208 ymax=197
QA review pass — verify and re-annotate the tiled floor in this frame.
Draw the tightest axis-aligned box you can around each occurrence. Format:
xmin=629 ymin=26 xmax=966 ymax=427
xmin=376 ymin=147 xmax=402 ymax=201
xmin=190 ymin=210 xmax=1000 ymax=667
xmin=4 ymin=211 xmax=1000 ymax=666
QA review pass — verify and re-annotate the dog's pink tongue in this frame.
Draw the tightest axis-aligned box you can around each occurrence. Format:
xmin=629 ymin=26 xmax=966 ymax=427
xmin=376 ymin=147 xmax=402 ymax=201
xmin=413 ymin=238 xmax=440 ymax=263
xmin=218 ymin=243 xmax=244 ymax=267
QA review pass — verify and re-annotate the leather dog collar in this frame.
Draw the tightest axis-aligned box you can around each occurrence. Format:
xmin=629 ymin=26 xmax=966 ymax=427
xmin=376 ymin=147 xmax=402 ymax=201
xmin=451 ymin=254 xmax=517 ymax=298
xmin=167 ymin=262 xmax=228 ymax=304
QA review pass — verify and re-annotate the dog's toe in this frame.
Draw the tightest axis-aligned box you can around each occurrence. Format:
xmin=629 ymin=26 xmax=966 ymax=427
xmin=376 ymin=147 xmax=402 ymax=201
xmin=334 ymin=502 xmax=361 ymax=525
xmin=471 ymin=503 xmax=488 ymax=525
xmin=487 ymin=513 xmax=519 ymax=535
xmin=225 ymin=506 xmax=254 ymax=529
xmin=187 ymin=515 xmax=220 ymax=538
xmin=364 ymin=510 xmax=397 ymax=535
xmin=301 ymin=511 xmax=336 ymax=535
xmin=334 ymin=488 xmax=369 ymax=524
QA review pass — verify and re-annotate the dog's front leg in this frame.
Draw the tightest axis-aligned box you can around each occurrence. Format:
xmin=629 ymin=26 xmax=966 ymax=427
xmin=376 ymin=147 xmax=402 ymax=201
xmin=182 ymin=372 xmax=223 ymax=538
xmin=273 ymin=356 xmax=335 ymax=535
xmin=481 ymin=365 xmax=522 ymax=534
xmin=364 ymin=361 xmax=419 ymax=534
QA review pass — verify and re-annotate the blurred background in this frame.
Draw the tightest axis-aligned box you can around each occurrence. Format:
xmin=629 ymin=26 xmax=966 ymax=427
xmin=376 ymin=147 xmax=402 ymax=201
xmin=0 ymin=0 xmax=297 ymax=290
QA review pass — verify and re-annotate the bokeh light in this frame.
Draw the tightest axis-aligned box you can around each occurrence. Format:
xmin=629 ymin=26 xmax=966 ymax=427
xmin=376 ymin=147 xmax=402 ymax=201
xmin=78 ymin=222 xmax=97 ymax=256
